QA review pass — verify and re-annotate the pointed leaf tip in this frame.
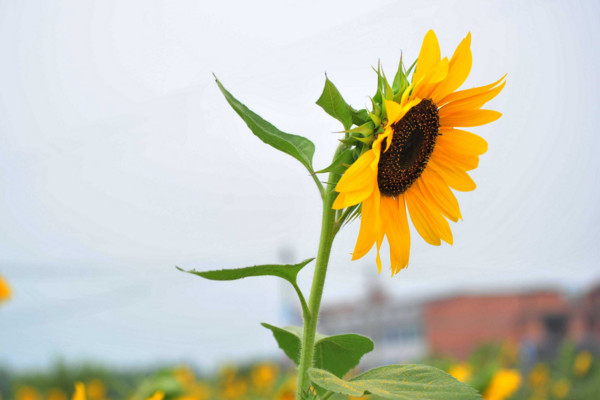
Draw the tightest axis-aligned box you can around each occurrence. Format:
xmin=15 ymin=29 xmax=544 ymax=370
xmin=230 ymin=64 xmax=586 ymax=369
xmin=316 ymin=77 xmax=353 ymax=130
xmin=215 ymin=79 xmax=316 ymax=173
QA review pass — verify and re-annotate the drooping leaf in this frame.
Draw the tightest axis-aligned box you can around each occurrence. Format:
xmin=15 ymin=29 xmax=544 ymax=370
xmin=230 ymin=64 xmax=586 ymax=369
xmin=261 ymin=324 xmax=373 ymax=379
xmin=260 ymin=324 xmax=304 ymax=365
xmin=308 ymin=365 xmax=482 ymax=400
xmin=215 ymin=77 xmax=316 ymax=173
xmin=315 ymin=149 xmax=356 ymax=175
xmin=316 ymin=76 xmax=353 ymax=130
xmin=177 ymin=258 xmax=314 ymax=285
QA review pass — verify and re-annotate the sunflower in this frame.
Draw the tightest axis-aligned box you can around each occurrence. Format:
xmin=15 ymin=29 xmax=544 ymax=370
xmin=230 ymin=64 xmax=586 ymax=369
xmin=333 ymin=30 xmax=506 ymax=275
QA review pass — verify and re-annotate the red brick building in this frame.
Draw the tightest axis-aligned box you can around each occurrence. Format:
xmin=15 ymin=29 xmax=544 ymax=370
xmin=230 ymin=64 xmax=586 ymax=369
xmin=424 ymin=285 xmax=600 ymax=359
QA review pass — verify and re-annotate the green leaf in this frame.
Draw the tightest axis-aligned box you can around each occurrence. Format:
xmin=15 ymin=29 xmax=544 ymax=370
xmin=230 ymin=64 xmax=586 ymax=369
xmin=315 ymin=149 xmax=355 ymax=175
xmin=178 ymin=258 xmax=314 ymax=318
xmin=314 ymin=334 xmax=374 ymax=378
xmin=214 ymin=76 xmax=316 ymax=173
xmin=177 ymin=258 xmax=314 ymax=284
xmin=316 ymin=76 xmax=353 ymax=130
xmin=261 ymin=324 xmax=374 ymax=378
xmin=260 ymin=324 xmax=304 ymax=365
xmin=309 ymin=365 xmax=482 ymax=400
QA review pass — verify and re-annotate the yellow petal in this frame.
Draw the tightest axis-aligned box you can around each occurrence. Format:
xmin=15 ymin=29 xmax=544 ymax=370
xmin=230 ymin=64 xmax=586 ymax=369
xmin=440 ymin=109 xmax=502 ymax=128
xmin=385 ymin=100 xmax=403 ymax=124
xmin=410 ymin=184 xmax=453 ymax=245
xmin=381 ymin=195 xmax=411 ymax=274
xmin=432 ymin=33 xmax=472 ymax=102
xmin=419 ymin=168 xmax=462 ymax=222
xmin=439 ymin=80 xmax=506 ymax=116
xmin=332 ymin=184 xmax=374 ymax=209
xmin=438 ymin=74 xmax=507 ymax=106
xmin=434 ymin=143 xmax=479 ymax=171
xmin=352 ymin=186 xmax=381 ymax=260
xmin=413 ymin=30 xmax=441 ymax=85
xmin=405 ymin=188 xmax=441 ymax=246
xmin=335 ymin=150 xmax=376 ymax=192
xmin=438 ymin=128 xmax=488 ymax=156
xmin=429 ymin=156 xmax=477 ymax=192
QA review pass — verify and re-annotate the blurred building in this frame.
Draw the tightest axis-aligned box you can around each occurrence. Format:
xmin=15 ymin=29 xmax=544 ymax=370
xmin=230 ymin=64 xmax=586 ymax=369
xmin=318 ymin=284 xmax=426 ymax=368
xmin=316 ymin=282 xmax=600 ymax=364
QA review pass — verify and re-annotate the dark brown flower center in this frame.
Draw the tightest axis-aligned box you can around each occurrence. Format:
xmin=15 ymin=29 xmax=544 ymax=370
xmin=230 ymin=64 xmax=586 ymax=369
xmin=377 ymin=99 xmax=440 ymax=196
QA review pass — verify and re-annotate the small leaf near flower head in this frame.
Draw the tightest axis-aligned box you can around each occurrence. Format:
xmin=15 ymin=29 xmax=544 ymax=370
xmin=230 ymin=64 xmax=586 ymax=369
xmin=214 ymin=76 xmax=316 ymax=173
xmin=316 ymin=76 xmax=354 ymax=130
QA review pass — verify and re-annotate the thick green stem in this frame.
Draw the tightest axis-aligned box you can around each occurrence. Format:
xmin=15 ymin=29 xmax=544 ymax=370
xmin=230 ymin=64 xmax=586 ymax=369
xmin=296 ymin=146 xmax=345 ymax=399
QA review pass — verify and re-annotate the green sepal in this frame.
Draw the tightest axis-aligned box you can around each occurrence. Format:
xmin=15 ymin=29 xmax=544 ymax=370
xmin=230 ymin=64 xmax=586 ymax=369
xmin=315 ymin=148 xmax=356 ymax=175
xmin=382 ymin=70 xmax=394 ymax=101
xmin=177 ymin=258 xmax=314 ymax=318
xmin=373 ymin=62 xmax=384 ymax=104
xmin=214 ymin=76 xmax=316 ymax=174
xmin=338 ymin=137 xmax=361 ymax=146
xmin=406 ymin=58 xmax=418 ymax=79
xmin=342 ymin=122 xmax=375 ymax=137
xmin=368 ymin=110 xmax=381 ymax=127
xmin=316 ymin=76 xmax=353 ymax=130
xmin=261 ymin=323 xmax=374 ymax=379
xmin=308 ymin=365 xmax=483 ymax=400
xmin=392 ymin=53 xmax=405 ymax=94
xmin=392 ymin=54 xmax=408 ymax=102
xmin=350 ymin=108 xmax=370 ymax=126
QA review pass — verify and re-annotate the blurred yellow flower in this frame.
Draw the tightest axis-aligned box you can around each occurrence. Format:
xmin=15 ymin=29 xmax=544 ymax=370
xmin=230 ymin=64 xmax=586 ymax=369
xmin=484 ymin=369 xmax=522 ymax=400
xmin=448 ymin=363 xmax=472 ymax=383
xmin=552 ymin=379 xmax=570 ymax=399
xmin=145 ymin=391 xmax=164 ymax=400
xmin=251 ymin=363 xmax=279 ymax=391
xmin=72 ymin=383 xmax=85 ymax=400
xmin=87 ymin=379 xmax=106 ymax=400
xmin=274 ymin=376 xmax=296 ymax=400
xmin=0 ymin=274 xmax=11 ymax=302
xmin=574 ymin=351 xmax=592 ymax=376
xmin=16 ymin=386 xmax=41 ymax=400
xmin=528 ymin=364 xmax=549 ymax=387
xmin=188 ymin=382 xmax=211 ymax=400
xmin=175 ymin=366 xmax=196 ymax=388
xmin=221 ymin=378 xmax=247 ymax=399
xmin=47 ymin=388 xmax=68 ymax=400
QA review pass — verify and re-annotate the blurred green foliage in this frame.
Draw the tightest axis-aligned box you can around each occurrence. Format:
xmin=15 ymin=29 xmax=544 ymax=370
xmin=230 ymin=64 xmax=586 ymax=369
xmin=1 ymin=341 xmax=598 ymax=400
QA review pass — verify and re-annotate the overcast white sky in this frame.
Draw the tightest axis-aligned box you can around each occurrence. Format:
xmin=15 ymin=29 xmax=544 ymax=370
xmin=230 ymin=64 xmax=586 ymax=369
xmin=1 ymin=0 xmax=599 ymax=370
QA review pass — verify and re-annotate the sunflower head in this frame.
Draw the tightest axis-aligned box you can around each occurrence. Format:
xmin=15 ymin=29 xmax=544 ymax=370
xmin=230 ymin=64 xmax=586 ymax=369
xmin=332 ymin=30 xmax=505 ymax=275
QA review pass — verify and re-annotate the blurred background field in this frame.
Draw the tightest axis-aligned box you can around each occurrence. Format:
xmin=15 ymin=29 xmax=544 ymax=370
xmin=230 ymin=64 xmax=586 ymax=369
xmin=2 ymin=278 xmax=599 ymax=399
xmin=1 ymin=342 xmax=598 ymax=400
